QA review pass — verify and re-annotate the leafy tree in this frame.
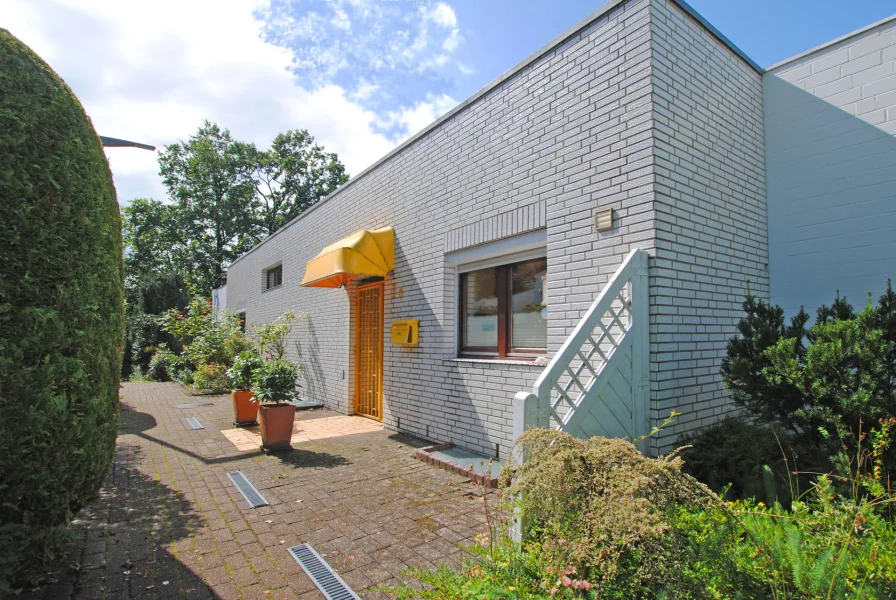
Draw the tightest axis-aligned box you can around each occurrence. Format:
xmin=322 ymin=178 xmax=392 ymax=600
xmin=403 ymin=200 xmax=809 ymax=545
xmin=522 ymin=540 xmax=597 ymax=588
xmin=125 ymin=123 xmax=348 ymax=298
xmin=235 ymin=130 xmax=348 ymax=235
xmin=121 ymin=122 xmax=347 ymax=378
xmin=122 ymin=270 xmax=190 ymax=377
xmin=122 ymin=198 xmax=185 ymax=280
xmin=158 ymin=121 xmax=257 ymax=294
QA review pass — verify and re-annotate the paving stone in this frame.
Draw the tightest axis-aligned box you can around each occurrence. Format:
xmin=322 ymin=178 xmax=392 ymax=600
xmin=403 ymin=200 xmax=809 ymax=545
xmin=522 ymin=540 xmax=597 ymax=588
xmin=20 ymin=382 xmax=490 ymax=598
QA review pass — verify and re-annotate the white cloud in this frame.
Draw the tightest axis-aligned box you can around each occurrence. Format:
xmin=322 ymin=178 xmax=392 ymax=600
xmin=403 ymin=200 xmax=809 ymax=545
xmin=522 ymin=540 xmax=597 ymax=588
xmin=1 ymin=0 xmax=405 ymax=203
xmin=457 ymin=61 xmax=476 ymax=75
xmin=442 ymin=28 xmax=461 ymax=52
xmin=331 ymin=8 xmax=351 ymax=30
xmin=417 ymin=53 xmax=450 ymax=72
xmin=428 ymin=3 xmax=458 ymax=28
xmin=259 ymin=0 xmax=464 ymax=111
xmin=378 ymin=93 xmax=459 ymax=137
xmin=351 ymin=79 xmax=380 ymax=101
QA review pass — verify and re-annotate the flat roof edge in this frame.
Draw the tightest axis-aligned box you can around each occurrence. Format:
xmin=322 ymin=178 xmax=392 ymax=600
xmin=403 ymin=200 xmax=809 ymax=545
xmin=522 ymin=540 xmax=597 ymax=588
xmin=228 ymin=0 xmax=631 ymax=269
xmin=229 ymin=0 xmax=760 ymax=270
xmin=766 ymin=13 xmax=896 ymax=72
xmin=671 ymin=0 xmax=763 ymax=73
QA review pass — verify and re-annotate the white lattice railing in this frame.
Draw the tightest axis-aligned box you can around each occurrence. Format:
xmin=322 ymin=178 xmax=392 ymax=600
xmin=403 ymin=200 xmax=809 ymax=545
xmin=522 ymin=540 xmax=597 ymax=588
xmin=513 ymin=248 xmax=649 ymax=442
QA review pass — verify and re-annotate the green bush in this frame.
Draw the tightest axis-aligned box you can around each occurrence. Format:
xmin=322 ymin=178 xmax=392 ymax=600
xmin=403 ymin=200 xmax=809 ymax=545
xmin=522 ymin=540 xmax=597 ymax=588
xmin=733 ymin=419 xmax=896 ymax=598
xmin=390 ymin=425 xmax=896 ymax=599
xmin=0 ymin=29 xmax=124 ymax=591
xmin=167 ymin=352 xmax=194 ymax=385
xmin=250 ymin=358 xmax=300 ymax=404
xmin=147 ymin=346 xmax=174 ymax=381
xmin=227 ymin=351 xmax=264 ymax=390
xmin=251 ymin=309 xmax=296 ymax=359
xmin=191 ymin=364 xmax=231 ymax=394
xmin=724 ymin=285 xmax=895 ymax=449
xmin=500 ymin=430 xmax=765 ymax=598
xmin=681 ymin=418 xmax=815 ymax=506
xmin=692 ymin=285 xmax=896 ymax=501
xmin=122 ymin=271 xmax=188 ymax=378
xmin=160 ymin=296 xmax=251 ymax=372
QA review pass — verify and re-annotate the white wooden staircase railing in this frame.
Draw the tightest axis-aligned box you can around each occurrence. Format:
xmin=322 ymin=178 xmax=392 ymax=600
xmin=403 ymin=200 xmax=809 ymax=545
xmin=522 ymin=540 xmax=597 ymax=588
xmin=513 ymin=248 xmax=649 ymax=446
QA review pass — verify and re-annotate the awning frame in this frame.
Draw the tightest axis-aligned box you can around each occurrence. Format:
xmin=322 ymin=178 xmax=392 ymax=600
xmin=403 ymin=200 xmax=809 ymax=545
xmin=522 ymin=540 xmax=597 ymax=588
xmin=300 ymin=227 xmax=395 ymax=289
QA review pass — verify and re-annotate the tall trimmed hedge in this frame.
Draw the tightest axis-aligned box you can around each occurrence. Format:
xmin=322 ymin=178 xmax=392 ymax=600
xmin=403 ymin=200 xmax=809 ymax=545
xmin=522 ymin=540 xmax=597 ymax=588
xmin=0 ymin=29 xmax=124 ymax=590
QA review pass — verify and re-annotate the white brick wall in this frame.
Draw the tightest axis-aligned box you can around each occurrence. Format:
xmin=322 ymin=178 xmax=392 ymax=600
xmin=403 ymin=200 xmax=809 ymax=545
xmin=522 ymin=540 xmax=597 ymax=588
xmin=227 ymin=0 xmax=656 ymax=457
xmin=225 ymin=0 xmax=787 ymax=457
xmin=770 ymin=18 xmax=896 ymax=132
xmin=649 ymin=0 xmax=768 ymax=452
xmin=766 ymin=17 xmax=896 ymax=315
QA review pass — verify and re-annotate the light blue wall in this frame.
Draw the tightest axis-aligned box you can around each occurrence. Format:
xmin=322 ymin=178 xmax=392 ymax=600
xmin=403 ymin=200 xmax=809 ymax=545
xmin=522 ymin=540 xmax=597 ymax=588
xmin=765 ymin=17 xmax=896 ymax=316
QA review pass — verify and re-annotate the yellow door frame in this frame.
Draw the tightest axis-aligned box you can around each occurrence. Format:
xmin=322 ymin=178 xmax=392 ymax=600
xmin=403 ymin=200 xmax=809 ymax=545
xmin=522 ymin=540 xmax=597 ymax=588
xmin=354 ymin=280 xmax=384 ymax=421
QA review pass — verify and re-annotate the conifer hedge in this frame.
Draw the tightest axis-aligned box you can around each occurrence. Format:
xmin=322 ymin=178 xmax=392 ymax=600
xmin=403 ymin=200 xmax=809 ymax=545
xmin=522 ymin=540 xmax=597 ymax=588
xmin=0 ymin=29 xmax=124 ymax=590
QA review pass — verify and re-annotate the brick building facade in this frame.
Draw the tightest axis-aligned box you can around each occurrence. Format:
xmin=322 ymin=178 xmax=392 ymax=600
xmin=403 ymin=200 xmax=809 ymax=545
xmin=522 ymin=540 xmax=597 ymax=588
xmin=224 ymin=0 xmax=896 ymax=456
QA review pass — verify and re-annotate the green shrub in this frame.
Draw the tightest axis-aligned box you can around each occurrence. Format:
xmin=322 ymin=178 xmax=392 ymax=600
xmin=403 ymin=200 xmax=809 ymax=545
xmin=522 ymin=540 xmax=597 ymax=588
xmin=191 ymin=364 xmax=231 ymax=394
xmin=160 ymin=296 xmax=251 ymax=371
xmin=388 ymin=540 xmax=560 ymax=599
xmin=250 ymin=358 xmax=300 ymax=404
xmin=147 ymin=346 xmax=174 ymax=381
xmin=122 ymin=271 xmax=188 ymax=378
xmin=227 ymin=351 xmax=263 ymax=390
xmin=723 ymin=286 xmax=895 ymax=454
xmin=681 ymin=418 xmax=815 ymax=505
xmin=168 ymin=353 xmax=194 ymax=385
xmin=498 ymin=430 xmax=765 ymax=598
xmin=252 ymin=310 xmax=296 ymax=359
xmin=689 ymin=285 xmax=896 ymax=501
xmin=734 ymin=419 xmax=896 ymax=598
xmin=0 ymin=29 xmax=124 ymax=591
xmin=391 ymin=425 xmax=896 ymax=599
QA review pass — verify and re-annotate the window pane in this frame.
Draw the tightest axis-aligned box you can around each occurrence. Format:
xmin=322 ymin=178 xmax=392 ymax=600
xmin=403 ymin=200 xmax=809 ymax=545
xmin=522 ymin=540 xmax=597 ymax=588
xmin=464 ymin=267 xmax=498 ymax=349
xmin=266 ymin=266 xmax=282 ymax=289
xmin=510 ymin=258 xmax=547 ymax=349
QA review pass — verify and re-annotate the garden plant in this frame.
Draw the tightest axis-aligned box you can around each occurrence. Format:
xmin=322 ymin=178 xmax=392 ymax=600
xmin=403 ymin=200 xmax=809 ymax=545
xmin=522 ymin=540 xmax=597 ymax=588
xmin=685 ymin=283 xmax=896 ymax=505
xmin=0 ymin=29 xmax=125 ymax=591
xmin=158 ymin=295 xmax=252 ymax=393
xmin=388 ymin=285 xmax=896 ymax=599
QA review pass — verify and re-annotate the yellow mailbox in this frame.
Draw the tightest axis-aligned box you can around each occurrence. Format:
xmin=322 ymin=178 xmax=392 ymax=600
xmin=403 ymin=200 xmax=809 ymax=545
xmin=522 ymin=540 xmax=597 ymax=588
xmin=390 ymin=319 xmax=419 ymax=346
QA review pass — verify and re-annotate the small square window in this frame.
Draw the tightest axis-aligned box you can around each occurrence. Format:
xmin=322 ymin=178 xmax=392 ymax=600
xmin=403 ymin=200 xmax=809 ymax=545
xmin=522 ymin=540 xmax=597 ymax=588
xmin=265 ymin=265 xmax=282 ymax=290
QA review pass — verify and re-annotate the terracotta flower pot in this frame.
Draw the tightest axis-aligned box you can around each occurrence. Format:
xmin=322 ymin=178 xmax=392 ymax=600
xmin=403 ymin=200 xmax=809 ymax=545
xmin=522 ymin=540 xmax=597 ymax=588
xmin=258 ymin=403 xmax=296 ymax=452
xmin=231 ymin=389 xmax=258 ymax=426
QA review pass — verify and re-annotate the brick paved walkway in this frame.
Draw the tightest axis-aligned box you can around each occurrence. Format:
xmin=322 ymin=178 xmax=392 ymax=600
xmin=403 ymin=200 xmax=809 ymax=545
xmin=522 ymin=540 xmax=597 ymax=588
xmin=20 ymin=382 xmax=490 ymax=599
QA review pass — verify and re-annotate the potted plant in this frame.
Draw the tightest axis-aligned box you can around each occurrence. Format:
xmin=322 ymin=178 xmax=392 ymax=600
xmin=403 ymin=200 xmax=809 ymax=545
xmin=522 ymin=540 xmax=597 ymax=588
xmin=226 ymin=351 xmax=264 ymax=426
xmin=251 ymin=357 xmax=300 ymax=452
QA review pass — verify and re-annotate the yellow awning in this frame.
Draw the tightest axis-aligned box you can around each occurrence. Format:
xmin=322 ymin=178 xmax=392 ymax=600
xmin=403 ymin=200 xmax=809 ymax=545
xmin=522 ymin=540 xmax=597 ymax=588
xmin=300 ymin=227 xmax=395 ymax=288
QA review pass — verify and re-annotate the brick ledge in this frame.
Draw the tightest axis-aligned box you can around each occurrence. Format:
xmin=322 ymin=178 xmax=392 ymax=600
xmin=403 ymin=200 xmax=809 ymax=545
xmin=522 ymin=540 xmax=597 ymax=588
xmin=414 ymin=443 xmax=499 ymax=489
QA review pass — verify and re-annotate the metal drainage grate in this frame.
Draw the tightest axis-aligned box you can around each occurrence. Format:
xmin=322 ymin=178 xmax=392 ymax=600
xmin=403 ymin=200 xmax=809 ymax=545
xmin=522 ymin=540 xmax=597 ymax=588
xmin=186 ymin=417 xmax=203 ymax=430
xmin=227 ymin=471 xmax=269 ymax=508
xmin=288 ymin=544 xmax=360 ymax=600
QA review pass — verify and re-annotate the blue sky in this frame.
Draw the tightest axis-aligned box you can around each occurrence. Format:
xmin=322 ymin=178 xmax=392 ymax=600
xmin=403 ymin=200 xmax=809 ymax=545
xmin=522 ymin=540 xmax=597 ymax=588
xmin=259 ymin=0 xmax=896 ymax=137
xmin=5 ymin=0 xmax=894 ymax=201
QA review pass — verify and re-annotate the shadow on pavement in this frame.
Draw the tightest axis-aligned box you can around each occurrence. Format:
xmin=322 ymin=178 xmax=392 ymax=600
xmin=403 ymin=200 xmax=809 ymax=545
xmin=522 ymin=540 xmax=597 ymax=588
xmin=17 ymin=443 xmax=221 ymax=599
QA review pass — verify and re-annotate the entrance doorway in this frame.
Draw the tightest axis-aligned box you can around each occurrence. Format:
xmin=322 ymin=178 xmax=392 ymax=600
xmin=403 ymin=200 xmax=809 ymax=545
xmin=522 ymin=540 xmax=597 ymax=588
xmin=354 ymin=281 xmax=383 ymax=420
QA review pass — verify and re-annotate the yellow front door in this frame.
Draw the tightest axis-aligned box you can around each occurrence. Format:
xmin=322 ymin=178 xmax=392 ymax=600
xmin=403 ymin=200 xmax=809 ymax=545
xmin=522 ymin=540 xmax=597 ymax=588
xmin=354 ymin=281 xmax=384 ymax=420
